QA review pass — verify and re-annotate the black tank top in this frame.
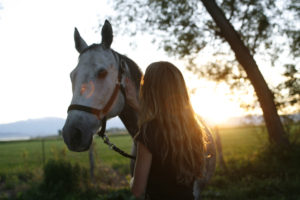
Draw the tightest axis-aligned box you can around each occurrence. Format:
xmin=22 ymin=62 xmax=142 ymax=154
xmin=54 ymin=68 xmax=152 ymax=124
xmin=136 ymin=120 xmax=194 ymax=200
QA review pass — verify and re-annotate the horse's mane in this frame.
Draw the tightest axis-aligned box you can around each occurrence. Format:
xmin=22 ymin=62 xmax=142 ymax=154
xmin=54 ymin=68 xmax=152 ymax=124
xmin=115 ymin=52 xmax=143 ymax=88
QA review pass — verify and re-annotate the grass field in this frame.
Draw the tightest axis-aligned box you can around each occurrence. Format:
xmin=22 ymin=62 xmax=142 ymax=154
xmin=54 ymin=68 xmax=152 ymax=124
xmin=0 ymin=125 xmax=299 ymax=200
xmin=0 ymin=133 xmax=133 ymax=175
xmin=0 ymin=126 xmax=266 ymax=175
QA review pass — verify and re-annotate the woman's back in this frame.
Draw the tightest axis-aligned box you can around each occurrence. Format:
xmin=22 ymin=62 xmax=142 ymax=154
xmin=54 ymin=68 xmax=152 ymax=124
xmin=136 ymin=120 xmax=194 ymax=199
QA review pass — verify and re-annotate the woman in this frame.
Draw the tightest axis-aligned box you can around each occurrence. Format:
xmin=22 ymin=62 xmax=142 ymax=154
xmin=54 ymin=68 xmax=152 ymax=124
xmin=125 ymin=61 xmax=207 ymax=199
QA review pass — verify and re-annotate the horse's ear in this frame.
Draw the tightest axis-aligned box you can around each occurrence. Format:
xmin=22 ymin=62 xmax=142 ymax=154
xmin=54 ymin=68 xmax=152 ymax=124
xmin=101 ymin=20 xmax=113 ymax=49
xmin=74 ymin=27 xmax=88 ymax=53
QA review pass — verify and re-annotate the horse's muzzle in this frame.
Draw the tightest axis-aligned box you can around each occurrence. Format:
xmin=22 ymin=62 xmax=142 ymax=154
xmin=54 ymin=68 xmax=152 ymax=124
xmin=62 ymin=125 xmax=92 ymax=152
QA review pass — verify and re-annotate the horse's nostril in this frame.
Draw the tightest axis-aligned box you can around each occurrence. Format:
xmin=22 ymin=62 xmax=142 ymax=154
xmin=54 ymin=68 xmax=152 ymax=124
xmin=70 ymin=128 xmax=82 ymax=148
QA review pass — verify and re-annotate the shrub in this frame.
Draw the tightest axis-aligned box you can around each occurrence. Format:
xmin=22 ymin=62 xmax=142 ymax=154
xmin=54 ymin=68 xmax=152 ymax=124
xmin=16 ymin=159 xmax=90 ymax=200
xmin=42 ymin=159 xmax=83 ymax=193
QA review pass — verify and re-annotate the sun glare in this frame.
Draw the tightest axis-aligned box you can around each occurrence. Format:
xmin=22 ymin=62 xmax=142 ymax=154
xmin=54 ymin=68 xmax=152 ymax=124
xmin=189 ymin=83 xmax=245 ymax=126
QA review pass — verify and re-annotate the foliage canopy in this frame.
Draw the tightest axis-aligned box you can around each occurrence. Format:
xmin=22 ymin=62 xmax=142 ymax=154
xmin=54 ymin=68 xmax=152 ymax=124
xmin=112 ymin=0 xmax=299 ymax=113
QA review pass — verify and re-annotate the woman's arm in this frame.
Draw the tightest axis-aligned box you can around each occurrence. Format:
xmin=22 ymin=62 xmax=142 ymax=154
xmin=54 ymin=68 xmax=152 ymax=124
xmin=130 ymin=141 xmax=152 ymax=198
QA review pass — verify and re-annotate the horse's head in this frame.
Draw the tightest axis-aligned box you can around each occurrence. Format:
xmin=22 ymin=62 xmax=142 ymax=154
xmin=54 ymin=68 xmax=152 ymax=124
xmin=63 ymin=20 xmax=131 ymax=152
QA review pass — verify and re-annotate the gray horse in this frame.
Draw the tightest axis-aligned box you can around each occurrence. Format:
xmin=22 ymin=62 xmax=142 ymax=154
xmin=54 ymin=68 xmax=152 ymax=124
xmin=62 ymin=20 xmax=216 ymax=199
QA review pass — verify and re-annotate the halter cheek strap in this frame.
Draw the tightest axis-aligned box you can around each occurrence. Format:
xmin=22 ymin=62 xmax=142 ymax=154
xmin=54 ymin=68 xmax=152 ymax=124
xmin=67 ymin=55 xmax=126 ymax=120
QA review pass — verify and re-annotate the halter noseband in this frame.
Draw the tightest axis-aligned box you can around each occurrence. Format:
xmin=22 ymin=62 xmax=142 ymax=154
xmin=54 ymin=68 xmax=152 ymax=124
xmin=67 ymin=58 xmax=126 ymax=120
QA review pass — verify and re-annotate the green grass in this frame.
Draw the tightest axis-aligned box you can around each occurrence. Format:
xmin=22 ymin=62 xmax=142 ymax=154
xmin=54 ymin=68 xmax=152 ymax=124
xmin=203 ymin=125 xmax=300 ymax=200
xmin=0 ymin=134 xmax=133 ymax=175
xmin=0 ymin=126 xmax=265 ymax=175
xmin=0 ymin=126 xmax=299 ymax=200
xmin=218 ymin=126 xmax=268 ymax=159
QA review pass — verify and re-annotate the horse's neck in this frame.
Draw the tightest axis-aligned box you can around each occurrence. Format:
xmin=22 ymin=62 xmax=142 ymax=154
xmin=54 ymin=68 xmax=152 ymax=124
xmin=117 ymin=57 xmax=142 ymax=138
xmin=119 ymin=103 xmax=139 ymax=138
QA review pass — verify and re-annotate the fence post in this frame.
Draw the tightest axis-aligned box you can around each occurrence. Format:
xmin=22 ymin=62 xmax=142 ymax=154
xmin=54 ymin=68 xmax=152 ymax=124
xmin=42 ymin=139 xmax=45 ymax=167
xmin=89 ymin=141 xmax=95 ymax=183
xmin=215 ymin=126 xmax=227 ymax=171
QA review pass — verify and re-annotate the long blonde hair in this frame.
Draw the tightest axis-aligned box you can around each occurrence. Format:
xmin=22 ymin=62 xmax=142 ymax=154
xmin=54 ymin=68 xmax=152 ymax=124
xmin=137 ymin=61 xmax=206 ymax=185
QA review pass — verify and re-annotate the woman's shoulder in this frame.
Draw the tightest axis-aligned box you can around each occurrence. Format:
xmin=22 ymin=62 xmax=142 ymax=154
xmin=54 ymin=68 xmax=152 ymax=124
xmin=136 ymin=119 xmax=160 ymax=150
xmin=141 ymin=119 xmax=160 ymax=133
xmin=148 ymin=118 xmax=160 ymax=129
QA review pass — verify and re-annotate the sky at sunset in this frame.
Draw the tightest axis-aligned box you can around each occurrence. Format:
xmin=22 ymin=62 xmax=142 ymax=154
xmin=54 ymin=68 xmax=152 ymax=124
xmin=0 ymin=0 xmax=286 ymax=126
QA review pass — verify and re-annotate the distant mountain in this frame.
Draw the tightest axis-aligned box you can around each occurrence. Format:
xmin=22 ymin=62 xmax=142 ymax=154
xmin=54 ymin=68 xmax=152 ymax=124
xmin=0 ymin=117 xmax=125 ymax=140
xmin=0 ymin=117 xmax=66 ymax=140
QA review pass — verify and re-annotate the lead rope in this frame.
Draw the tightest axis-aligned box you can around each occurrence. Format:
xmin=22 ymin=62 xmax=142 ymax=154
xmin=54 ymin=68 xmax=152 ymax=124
xmin=96 ymin=59 xmax=136 ymax=160
xmin=97 ymin=117 xmax=136 ymax=160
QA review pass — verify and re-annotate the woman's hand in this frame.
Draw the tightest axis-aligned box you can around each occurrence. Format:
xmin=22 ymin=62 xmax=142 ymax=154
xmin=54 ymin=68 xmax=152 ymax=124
xmin=125 ymin=77 xmax=140 ymax=111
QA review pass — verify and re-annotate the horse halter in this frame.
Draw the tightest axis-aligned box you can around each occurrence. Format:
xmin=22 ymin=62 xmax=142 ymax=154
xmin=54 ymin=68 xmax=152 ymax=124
xmin=67 ymin=56 xmax=126 ymax=121
xmin=67 ymin=52 xmax=136 ymax=160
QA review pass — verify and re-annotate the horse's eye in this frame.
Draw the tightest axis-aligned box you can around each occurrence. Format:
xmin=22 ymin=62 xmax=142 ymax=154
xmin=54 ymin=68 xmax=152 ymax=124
xmin=97 ymin=69 xmax=107 ymax=79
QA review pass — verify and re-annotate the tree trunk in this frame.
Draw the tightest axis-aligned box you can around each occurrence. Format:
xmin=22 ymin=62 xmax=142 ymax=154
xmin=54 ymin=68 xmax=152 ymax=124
xmin=201 ymin=0 xmax=289 ymax=148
